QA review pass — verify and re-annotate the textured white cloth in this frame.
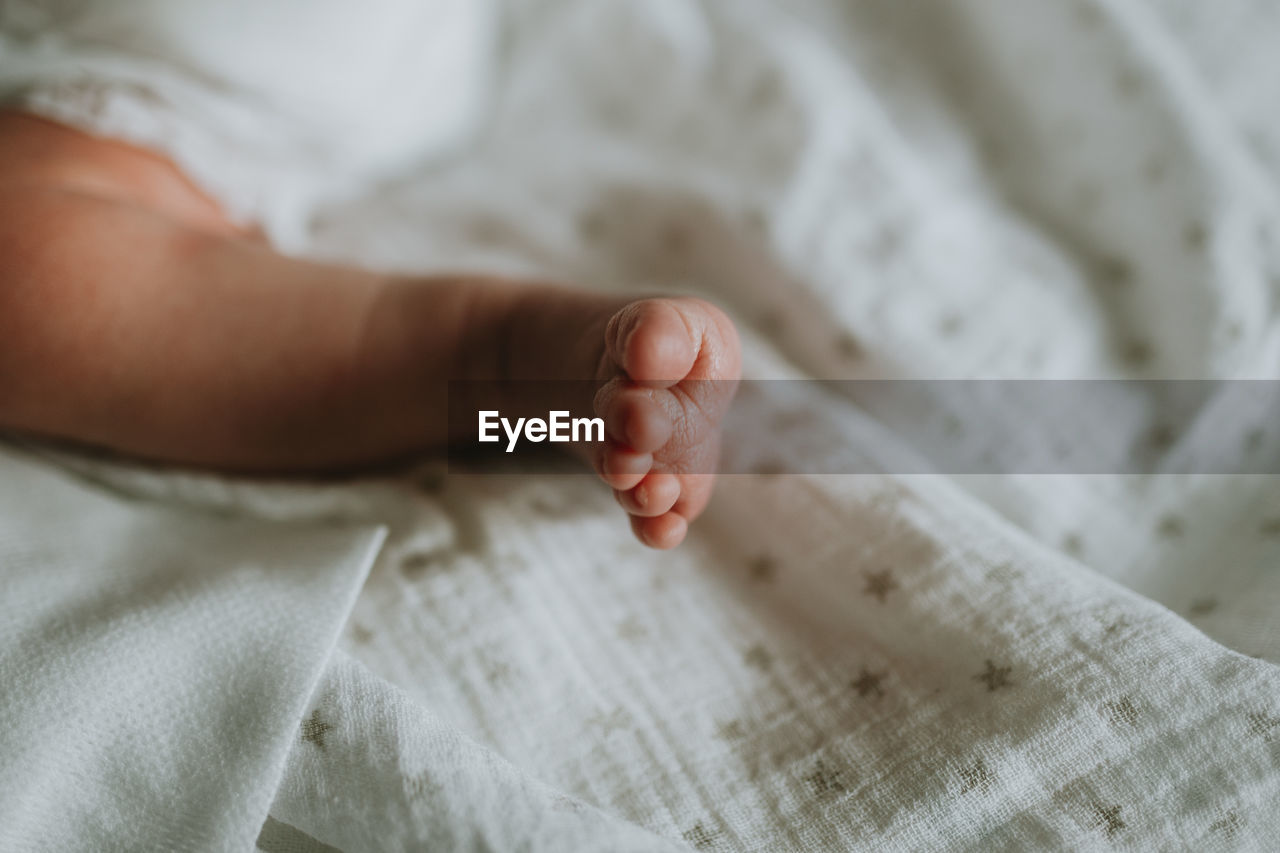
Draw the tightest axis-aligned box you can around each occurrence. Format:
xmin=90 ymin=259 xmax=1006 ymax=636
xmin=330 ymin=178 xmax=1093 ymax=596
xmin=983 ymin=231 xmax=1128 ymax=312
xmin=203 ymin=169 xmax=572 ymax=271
xmin=3 ymin=0 xmax=1280 ymax=850
xmin=266 ymin=650 xmax=683 ymax=853
xmin=0 ymin=447 xmax=385 ymax=852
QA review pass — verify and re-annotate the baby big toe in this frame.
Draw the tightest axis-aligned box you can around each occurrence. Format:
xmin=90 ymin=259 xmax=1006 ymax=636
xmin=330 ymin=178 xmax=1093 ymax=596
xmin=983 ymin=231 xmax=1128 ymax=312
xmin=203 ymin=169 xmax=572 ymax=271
xmin=606 ymin=299 xmax=699 ymax=387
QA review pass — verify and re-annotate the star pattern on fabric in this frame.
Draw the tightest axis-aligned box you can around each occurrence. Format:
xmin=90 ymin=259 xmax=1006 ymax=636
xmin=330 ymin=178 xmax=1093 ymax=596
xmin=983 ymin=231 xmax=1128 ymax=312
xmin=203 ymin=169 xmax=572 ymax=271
xmin=862 ymin=569 xmax=899 ymax=603
xmin=938 ymin=314 xmax=965 ymax=338
xmin=1075 ymin=2 xmax=1104 ymax=29
xmin=959 ymin=759 xmax=996 ymax=794
xmin=468 ymin=214 xmax=512 ymax=245
xmin=479 ymin=653 xmax=512 ymax=687
xmin=1244 ymin=428 xmax=1265 ymax=454
xmin=1074 ymin=181 xmax=1102 ymax=215
xmin=772 ymin=408 xmax=810 ymax=435
xmin=1061 ymin=532 xmax=1085 ymax=558
xmin=577 ymin=209 xmax=609 ymax=242
xmin=1145 ymin=423 xmax=1177 ymax=452
xmin=586 ymin=708 xmax=630 ymax=737
xmin=741 ymin=207 xmax=769 ymax=237
xmin=755 ymin=309 xmax=785 ymax=339
xmin=1120 ymin=339 xmax=1154 ymax=369
xmin=1091 ymin=803 xmax=1126 ymax=838
xmin=1210 ymin=810 xmax=1243 ymax=839
xmin=1114 ymin=66 xmax=1144 ymax=98
xmin=400 ymin=551 xmax=436 ymax=577
xmin=1188 ymin=598 xmax=1217 ymax=618
xmin=1184 ymin=221 xmax=1208 ymax=252
xmin=1247 ymin=711 xmax=1280 ymax=742
xmin=984 ymin=562 xmax=1022 ymax=584
xmin=528 ymin=491 xmax=587 ymax=519
xmin=416 ymin=469 xmax=446 ymax=494
xmin=851 ymin=668 xmax=886 ymax=699
xmin=867 ymin=222 xmax=906 ymax=264
xmin=750 ymin=458 xmax=787 ymax=477
xmin=1102 ymin=697 xmax=1140 ymax=726
xmin=716 ymin=719 xmax=747 ymax=741
xmin=404 ymin=771 xmax=441 ymax=800
xmin=743 ymin=644 xmax=774 ymax=673
xmin=868 ymin=486 xmax=908 ymax=512
xmin=804 ymin=760 xmax=847 ymax=796
xmin=548 ymin=793 xmax=586 ymax=814
xmin=682 ymin=822 xmax=721 ymax=850
xmin=660 ymin=222 xmax=692 ymax=256
xmin=978 ymin=132 xmax=1006 ymax=165
xmin=1101 ymin=614 xmax=1130 ymax=638
xmin=300 ymin=709 xmax=333 ymax=749
xmin=747 ymin=70 xmax=783 ymax=107
xmin=834 ymin=332 xmax=863 ymax=361
xmin=616 ymin=615 xmax=648 ymax=642
xmin=749 ymin=554 xmax=778 ymax=584
xmin=1142 ymin=152 xmax=1170 ymax=185
xmin=974 ymin=660 xmax=1014 ymax=692
xmin=1096 ymin=255 xmax=1133 ymax=288
xmin=1155 ymin=514 xmax=1185 ymax=538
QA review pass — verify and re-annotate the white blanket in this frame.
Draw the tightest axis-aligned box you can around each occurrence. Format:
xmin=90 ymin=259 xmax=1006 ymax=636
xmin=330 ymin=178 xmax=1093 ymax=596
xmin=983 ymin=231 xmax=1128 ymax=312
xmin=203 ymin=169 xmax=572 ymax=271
xmin=4 ymin=0 xmax=1280 ymax=850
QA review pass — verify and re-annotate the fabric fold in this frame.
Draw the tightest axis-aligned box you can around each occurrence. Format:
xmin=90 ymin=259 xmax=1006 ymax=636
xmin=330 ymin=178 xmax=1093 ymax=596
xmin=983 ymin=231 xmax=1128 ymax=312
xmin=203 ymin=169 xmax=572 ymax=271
xmin=0 ymin=446 xmax=385 ymax=852
xmin=265 ymin=651 xmax=685 ymax=853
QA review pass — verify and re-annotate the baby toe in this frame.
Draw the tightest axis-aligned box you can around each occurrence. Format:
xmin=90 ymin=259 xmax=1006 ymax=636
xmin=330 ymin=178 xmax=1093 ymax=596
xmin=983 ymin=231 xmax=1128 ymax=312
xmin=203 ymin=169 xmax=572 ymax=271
xmin=600 ymin=442 xmax=651 ymax=491
xmin=671 ymin=473 xmax=716 ymax=522
xmin=630 ymin=511 xmax=689 ymax=550
xmin=605 ymin=299 xmax=699 ymax=387
xmin=615 ymin=472 xmax=680 ymax=518
xmin=603 ymin=387 xmax=672 ymax=453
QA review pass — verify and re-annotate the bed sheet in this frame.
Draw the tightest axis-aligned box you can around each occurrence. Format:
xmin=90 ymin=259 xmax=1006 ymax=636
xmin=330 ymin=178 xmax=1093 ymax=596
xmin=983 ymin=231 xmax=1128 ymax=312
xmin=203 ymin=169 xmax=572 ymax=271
xmin=5 ymin=0 xmax=1280 ymax=850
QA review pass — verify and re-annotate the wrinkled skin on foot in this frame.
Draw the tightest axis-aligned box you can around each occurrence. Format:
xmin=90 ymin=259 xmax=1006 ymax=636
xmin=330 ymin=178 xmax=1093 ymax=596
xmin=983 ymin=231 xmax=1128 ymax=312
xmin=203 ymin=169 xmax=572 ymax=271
xmin=590 ymin=297 xmax=740 ymax=549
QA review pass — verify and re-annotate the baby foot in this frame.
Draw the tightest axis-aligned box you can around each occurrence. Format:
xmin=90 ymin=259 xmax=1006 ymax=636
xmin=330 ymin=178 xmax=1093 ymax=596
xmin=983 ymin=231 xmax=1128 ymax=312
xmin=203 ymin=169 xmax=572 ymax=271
xmin=590 ymin=298 xmax=740 ymax=549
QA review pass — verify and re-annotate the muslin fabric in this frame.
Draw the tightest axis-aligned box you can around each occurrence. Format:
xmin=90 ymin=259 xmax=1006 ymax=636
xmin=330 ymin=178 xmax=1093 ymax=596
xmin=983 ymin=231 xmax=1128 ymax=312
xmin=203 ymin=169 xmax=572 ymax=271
xmin=2 ymin=0 xmax=1280 ymax=850
xmin=0 ymin=447 xmax=385 ymax=852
